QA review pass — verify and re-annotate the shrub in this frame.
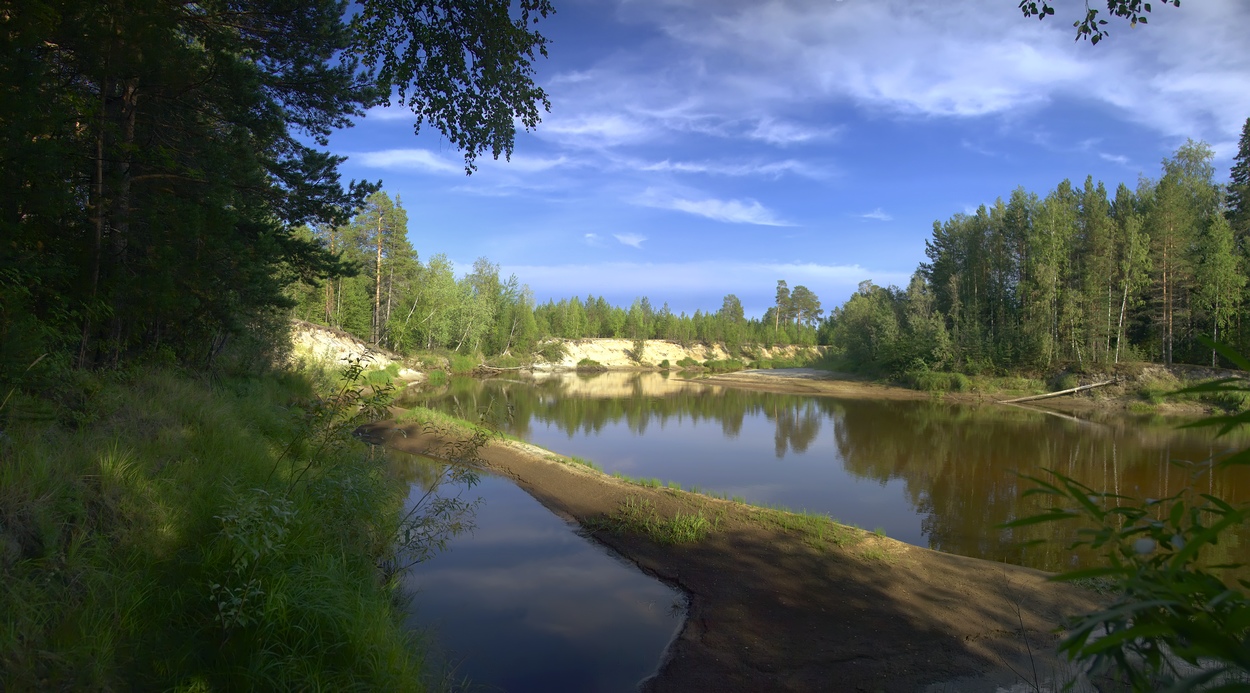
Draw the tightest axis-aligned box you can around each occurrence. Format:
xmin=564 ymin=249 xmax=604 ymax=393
xmin=576 ymin=358 xmax=606 ymax=372
xmin=659 ymin=359 xmax=670 ymax=370
xmin=425 ymin=369 xmax=447 ymax=386
xmin=535 ymin=340 xmax=569 ymax=363
xmin=449 ymin=353 xmax=478 ymax=374
xmin=676 ymin=357 xmax=700 ymax=368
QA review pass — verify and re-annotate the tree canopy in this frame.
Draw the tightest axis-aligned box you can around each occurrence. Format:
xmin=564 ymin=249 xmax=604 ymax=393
xmin=0 ymin=0 xmax=552 ymax=378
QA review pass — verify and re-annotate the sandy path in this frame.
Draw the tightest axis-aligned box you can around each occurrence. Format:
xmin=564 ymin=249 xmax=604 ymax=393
xmin=363 ymin=418 xmax=1101 ymax=693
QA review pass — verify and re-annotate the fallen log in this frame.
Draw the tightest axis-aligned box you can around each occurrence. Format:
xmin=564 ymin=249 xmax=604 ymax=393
xmin=999 ymin=378 xmax=1117 ymax=404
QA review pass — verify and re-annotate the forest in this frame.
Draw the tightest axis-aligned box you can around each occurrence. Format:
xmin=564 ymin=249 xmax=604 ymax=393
xmin=824 ymin=129 xmax=1250 ymax=378
xmin=285 ymin=195 xmax=826 ymax=357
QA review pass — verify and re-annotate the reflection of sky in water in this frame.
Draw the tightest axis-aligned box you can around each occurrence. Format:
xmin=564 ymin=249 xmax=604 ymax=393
xmin=401 ymin=472 xmax=683 ymax=693
xmin=525 ymin=413 xmax=919 ymax=544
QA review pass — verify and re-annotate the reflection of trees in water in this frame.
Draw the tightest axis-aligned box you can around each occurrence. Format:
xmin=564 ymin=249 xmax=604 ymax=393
xmin=769 ymin=399 xmax=823 ymax=458
xmin=406 ymin=374 xmax=1250 ymax=572
xmin=415 ymin=373 xmax=837 ymax=458
xmin=831 ymin=401 xmax=1250 ymax=570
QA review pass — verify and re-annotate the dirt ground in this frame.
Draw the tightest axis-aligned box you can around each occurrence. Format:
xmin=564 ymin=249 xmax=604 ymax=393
xmin=362 ymin=371 xmax=1108 ymax=692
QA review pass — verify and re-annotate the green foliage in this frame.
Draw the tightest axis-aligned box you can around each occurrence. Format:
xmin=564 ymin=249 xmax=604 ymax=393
xmin=676 ymin=357 xmax=700 ymax=368
xmin=830 ymin=140 xmax=1242 ymax=375
xmin=449 ymin=353 xmax=479 ymax=374
xmin=1007 ymin=342 xmax=1250 ymax=690
xmin=0 ymin=366 xmax=424 ymax=689
xmin=576 ymin=358 xmax=606 ymax=372
xmin=1019 ymin=0 xmax=1180 ymax=44
xmin=702 ymin=359 xmax=745 ymax=373
xmin=425 ymin=369 xmax=448 ymax=387
xmin=903 ymin=369 xmax=971 ymax=393
xmin=536 ymin=340 xmax=569 ymax=363
xmin=659 ymin=359 xmax=671 ymax=370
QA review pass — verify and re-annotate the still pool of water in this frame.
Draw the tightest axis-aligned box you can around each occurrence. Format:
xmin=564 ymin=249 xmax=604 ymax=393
xmin=388 ymin=451 xmax=684 ymax=692
xmin=397 ymin=371 xmax=1250 ymax=572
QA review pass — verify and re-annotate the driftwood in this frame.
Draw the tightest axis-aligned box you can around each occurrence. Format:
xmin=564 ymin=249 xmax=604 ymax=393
xmin=472 ymin=364 xmax=529 ymax=373
xmin=999 ymin=379 xmax=1117 ymax=404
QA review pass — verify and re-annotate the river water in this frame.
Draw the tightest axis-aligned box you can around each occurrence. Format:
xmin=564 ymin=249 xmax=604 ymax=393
xmin=390 ymin=370 xmax=1250 ymax=690
xmin=396 ymin=370 xmax=1250 ymax=572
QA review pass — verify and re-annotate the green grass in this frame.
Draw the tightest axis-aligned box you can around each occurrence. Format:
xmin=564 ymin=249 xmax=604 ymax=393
xmin=0 ymin=366 xmax=425 ymax=690
xmin=567 ymin=455 xmax=602 ymax=472
xmin=425 ymin=369 xmax=447 ymax=386
xmin=748 ymin=506 xmax=863 ymax=550
xmin=588 ymin=496 xmax=719 ymax=545
xmin=576 ymin=358 xmax=606 ymax=371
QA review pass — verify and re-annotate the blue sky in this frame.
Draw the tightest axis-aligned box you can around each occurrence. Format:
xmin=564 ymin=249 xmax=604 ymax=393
xmin=325 ymin=0 xmax=1250 ymax=318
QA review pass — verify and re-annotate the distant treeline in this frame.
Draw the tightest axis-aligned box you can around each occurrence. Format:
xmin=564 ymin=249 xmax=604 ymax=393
xmin=289 ymin=196 xmax=825 ymax=356
xmin=824 ymin=126 xmax=1250 ymax=376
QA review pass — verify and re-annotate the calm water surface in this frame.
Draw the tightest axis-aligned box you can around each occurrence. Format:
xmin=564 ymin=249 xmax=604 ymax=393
xmin=397 ymin=371 xmax=1250 ymax=572
xmin=387 ymin=450 xmax=683 ymax=692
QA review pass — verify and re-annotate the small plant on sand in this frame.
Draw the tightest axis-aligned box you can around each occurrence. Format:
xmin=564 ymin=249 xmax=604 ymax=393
xmin=589 ymin=496 xmax=718 ymax=545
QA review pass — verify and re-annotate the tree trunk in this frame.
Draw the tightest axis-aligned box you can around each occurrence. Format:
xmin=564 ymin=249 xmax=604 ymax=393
xmin=373 ymin=215 xmax=382 ymax=342
xmin=79 ymin=74 xmax=111 ymax=368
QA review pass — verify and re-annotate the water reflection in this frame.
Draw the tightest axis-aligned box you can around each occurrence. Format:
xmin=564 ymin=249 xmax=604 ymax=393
xmin=400 ymin=372 xmax=1250 ymax=572
xmin=387 ymin=449 xmax=684 ymax=692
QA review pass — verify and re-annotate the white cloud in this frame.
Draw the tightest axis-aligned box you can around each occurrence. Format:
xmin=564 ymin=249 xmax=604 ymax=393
xmin=481 ymin=154 xmax=577 ymax=173
xmin=613 ymin=0 xmax=1250 ymax=148
xmin=584 ymin=233 xmax=605 ymax=247
xmin=1099 ymin=152 xmax=1131 ymax=166
xmin=748 ymin=118 xmax=841 ymax=146
xmin=635 ymin=188 xmax=793 ymax=226
xmin=859 ymin=208 xmax=893 ymax=222
xmin=362 ymin=105 xmax=412 ymax=121
xmin=354 ymin=148 xmax=461 ymax=174
xmin=613 ymin=233 xmax=647 ymax=249
xmin=632 ymin=157 xmax=829 ymax=179
xmin=541 ymin=113 xmax=651 ymax=148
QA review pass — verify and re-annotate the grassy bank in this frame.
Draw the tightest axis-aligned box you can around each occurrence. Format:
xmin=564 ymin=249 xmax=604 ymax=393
xmin=0 ymin=366 xmax=425 ymax=690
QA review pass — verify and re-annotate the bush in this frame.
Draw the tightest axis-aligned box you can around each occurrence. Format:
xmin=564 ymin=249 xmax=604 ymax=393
xmin=487 ymin=354 xmax=521 ymax=369
xmin=702 ymin=359 xmax=745 ymax=373
xmin=449 ymin=353 xmax=479 ymax=374
xmin=426 ymin=369 xmax=447 ymax=386
xmin=535 ymin=340 xmax=569 ymax=363
xmin=576 ymin=358 xmax=606 ymax=372
xmin=676 ymin=357 xmax=700 ymax=369
xmin=659 ymin=359 xmax=670 ymax=370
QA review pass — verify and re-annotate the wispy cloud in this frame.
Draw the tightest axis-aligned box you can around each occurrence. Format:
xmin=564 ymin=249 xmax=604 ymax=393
xmin=748 ymin=118 xmax=841 ymax=146
xmin=362 ymin=105 xmax=412 ymax=121
xmin=1099 ymin=152 xmax=1131 ymax=166
xmin=633 ymin=157 xmax=830 ymax=179
xmin=635 ymin=188 xmax=793 ymax=226
xmin=584 ymin=233 xmax=605 ymax=247
xmin=859 ymin=208 xmax=893 ymax=221
xmin=354 ymin=148 xmax=461 ymax=174
xmin=541 ymin=113 xmax=651 ymax=148
xmin=613 ymin=233 xmax=647 ymax=249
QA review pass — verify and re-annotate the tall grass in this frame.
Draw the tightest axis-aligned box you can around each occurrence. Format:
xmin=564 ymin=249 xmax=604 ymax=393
xmin=0 ymin=366 xmax=425 ymax=690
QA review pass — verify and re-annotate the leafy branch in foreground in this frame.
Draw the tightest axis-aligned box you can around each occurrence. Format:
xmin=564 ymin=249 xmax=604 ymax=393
xmin=1006 ymin=340 xmax=1250 ymax=691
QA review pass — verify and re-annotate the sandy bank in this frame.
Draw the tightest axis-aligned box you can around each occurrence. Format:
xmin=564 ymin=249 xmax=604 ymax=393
xmin=362 ymin=420 xmax=1101 ymax=693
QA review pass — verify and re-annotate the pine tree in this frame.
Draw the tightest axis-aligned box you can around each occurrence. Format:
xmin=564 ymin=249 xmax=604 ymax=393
xmin=1228 ymin=117 xmax=1250 ymax=248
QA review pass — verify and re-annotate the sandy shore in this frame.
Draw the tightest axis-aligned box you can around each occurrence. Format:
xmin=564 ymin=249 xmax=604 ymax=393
xmin=363 ymin=394 xmax=1104 ymax=692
